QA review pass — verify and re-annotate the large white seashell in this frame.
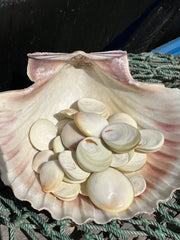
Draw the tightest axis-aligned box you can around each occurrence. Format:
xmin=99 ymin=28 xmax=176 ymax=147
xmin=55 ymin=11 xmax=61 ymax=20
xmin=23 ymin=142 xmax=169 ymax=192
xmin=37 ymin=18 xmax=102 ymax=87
xmin=0 ymin=50 xmax=179 ymax=224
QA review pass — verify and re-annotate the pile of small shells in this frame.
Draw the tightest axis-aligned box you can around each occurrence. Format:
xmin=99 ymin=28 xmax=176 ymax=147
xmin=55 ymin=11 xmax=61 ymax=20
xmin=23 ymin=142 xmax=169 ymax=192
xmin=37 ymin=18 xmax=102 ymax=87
xmin=29 ymin=98 xmax=164 ymax=213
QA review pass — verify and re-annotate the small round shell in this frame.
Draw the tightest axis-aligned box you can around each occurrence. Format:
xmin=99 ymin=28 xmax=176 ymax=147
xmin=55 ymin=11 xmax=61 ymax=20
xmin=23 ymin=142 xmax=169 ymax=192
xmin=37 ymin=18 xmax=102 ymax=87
xmin=111 ymin=151 xmax=132 ymax=168
xmin=53 ymin=136 xmax=65 ymax=153
xmin=101 ymin=123 xmax=141 ymax=153
xmin=32 ymin=150 xmax=54 ymax=173
xmin=58 ymin=150 xmax=90 ymax=181
xmin=63 ymin=175 xmax=87 ymax=184
xmin=29 ymin=119 xmax=57 ymax=151
xmin=74 ymin=112 xmax=108 ymax=137
xmin=87 ymin=168 xmax=134 ymax=213
xmin=125 ymin=172 xmax=146 ymax=197
xmin=76 ymin=137 xmax=112 ymax=172
xmin=108 ymin=112 xmax=137 ymax=128
xmin=61 ymin=121 xmax=85 ymax=150
xmin=56 ymin=118 xmax=72 ymax=135
xmin=39 ymin=160 xmax=64 ymax=192
xmin=52 ymin=181 xmax=80 ymax=201
xmin=116 ymin=152 xmax=147 ymax=172
xmin=77 ymin=98 xmax=109 ymax=118
xmin=136 ymin=129 xmax=164 ymax=153
xmin=60 ymin=108 xmax=78 ymax=119
xmin=80 ymin=181 xmax=88 ymax=196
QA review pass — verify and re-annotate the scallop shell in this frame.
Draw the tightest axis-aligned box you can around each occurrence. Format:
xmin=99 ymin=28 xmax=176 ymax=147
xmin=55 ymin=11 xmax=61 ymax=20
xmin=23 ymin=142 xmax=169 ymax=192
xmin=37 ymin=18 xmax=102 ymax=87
xmin=0 ymin=50 xmax=179 ymax=224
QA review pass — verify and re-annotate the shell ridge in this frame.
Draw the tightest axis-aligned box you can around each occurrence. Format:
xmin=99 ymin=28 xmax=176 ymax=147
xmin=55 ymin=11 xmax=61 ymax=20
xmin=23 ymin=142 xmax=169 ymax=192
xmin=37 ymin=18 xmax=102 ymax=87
xmin=148 ymin=158 xmax=180 ymax=176
xmin=22 ymin=177 xmax=45 ymax=210
xmin=27 ymin=50 xmax=131 ymax=84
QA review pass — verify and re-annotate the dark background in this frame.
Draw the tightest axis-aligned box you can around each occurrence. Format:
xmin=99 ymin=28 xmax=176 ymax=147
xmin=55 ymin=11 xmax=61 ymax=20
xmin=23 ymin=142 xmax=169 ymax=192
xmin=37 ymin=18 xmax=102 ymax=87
xmin=0 ymin=0 xmax=180 ymax=91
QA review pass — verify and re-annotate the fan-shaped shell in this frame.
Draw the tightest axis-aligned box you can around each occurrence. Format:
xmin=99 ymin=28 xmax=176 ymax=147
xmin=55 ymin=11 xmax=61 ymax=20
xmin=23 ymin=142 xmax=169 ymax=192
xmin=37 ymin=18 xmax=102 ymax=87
xmin=0 ymin=50 xmax=179 ymax=224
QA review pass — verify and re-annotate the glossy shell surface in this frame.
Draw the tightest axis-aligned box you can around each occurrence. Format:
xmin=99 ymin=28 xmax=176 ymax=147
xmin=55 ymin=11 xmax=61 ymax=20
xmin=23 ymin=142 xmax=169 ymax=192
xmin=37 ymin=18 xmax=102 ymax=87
xmin=0 ymin=50 xmax=179 ymax=224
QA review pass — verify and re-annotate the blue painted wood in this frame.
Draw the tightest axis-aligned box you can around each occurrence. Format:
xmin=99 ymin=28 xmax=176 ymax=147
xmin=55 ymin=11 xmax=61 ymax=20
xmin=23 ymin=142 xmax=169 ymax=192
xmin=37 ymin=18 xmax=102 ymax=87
xmin=152 ymin=37 xmax=180 ymax=55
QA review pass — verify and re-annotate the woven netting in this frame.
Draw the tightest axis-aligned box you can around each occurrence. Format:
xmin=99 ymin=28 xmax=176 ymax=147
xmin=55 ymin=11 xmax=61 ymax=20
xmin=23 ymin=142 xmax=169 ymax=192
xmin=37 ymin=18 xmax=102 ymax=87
xmin=0 ymin=52 xmax=180 ymax=240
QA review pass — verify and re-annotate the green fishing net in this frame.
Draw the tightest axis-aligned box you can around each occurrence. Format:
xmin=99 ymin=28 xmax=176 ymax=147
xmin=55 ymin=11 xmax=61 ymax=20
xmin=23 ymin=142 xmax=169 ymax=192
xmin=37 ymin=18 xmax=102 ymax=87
xmin=0 ymin=52 xmax=180 ymax=240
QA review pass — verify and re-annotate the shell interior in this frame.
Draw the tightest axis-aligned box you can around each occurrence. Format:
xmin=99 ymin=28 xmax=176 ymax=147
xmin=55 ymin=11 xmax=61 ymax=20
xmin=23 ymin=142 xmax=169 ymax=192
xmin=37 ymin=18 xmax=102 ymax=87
xmin=0 ymin=50 xmax=179 ymax=224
